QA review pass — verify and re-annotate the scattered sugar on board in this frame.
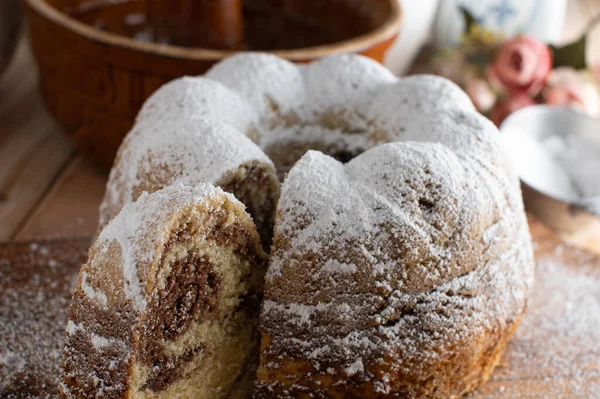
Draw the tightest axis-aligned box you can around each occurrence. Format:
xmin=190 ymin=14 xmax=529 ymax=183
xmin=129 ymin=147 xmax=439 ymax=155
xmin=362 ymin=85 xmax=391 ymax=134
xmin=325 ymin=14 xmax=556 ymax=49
xmin=478 ymin=238 xmax=600 ymax=398
xmin=0 ymin=240 xmax=89 ymax=397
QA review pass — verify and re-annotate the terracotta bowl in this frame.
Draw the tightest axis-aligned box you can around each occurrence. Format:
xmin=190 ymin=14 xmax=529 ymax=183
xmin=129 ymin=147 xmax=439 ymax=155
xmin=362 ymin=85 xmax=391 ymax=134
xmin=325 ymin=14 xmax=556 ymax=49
xmin=24 ymin=0 xmax=402 ymax=169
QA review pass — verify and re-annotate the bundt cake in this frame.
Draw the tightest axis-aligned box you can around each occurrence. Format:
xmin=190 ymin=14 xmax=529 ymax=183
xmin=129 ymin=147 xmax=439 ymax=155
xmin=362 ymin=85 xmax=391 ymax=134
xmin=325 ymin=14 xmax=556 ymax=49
xmin=60 ymin=183 xmax=267 ymax=398
xmin=89 ymin=53 xmax=534 ymax=397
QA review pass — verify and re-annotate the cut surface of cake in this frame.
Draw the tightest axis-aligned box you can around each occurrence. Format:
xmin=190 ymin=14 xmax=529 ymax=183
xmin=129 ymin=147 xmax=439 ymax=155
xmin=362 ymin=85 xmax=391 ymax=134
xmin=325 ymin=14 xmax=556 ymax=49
xmin=60 ymin=183 xmax=267 ymax=398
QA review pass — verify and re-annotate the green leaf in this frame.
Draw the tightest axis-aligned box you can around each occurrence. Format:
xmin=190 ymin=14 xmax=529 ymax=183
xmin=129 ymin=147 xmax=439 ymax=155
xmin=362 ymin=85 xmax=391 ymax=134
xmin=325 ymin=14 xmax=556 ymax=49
xmin=460 ymin=7 xmax=478 ymax=34
xmin=551 ymin=35 xmax=586 ymax=69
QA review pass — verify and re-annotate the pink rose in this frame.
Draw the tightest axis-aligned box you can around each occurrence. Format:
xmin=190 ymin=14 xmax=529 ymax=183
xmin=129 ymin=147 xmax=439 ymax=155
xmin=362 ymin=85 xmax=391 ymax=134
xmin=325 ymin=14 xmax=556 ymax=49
xmin=489 ymin=93 xmax=536 ymax=126
xmin=543 ymin=67 xmax=600 ymax=118
xmin=465 ymin=79 xmax=496 ymax=112
xmin=487 ymin=36 xmax=553 ymax=96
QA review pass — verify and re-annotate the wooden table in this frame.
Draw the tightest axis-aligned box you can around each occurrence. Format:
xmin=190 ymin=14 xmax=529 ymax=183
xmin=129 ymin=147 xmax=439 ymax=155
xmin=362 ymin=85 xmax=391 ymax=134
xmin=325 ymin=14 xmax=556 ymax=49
xmin=0 ymin=39 xmax=106 ymax=242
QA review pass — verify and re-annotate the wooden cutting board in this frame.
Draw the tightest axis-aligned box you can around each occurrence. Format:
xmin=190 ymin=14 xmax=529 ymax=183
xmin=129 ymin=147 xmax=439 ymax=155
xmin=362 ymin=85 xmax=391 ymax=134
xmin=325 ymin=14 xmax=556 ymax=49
xmin=0 ymin=238 xmax=90 ymax=398
xmin=1 ymin=219 xmax=599 ymax=398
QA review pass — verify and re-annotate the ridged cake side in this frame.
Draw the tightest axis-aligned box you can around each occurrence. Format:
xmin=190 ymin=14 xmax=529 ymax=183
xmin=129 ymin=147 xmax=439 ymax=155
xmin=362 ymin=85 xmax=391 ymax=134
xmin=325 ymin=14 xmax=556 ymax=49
xmin=256 ymin=144 xmax=534 ymax=398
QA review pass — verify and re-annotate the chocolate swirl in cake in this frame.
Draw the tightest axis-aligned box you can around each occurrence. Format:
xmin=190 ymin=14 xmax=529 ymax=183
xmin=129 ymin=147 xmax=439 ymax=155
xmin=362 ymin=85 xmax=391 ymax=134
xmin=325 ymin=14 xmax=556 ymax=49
xmin=60 ymin=184 xmax=267 ymax=398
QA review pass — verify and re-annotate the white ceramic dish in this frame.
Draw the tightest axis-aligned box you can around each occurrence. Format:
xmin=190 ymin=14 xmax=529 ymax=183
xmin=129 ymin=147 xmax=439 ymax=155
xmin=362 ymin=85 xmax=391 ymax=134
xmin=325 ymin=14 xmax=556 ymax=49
xmin=501 ymin=105 xmax=600 ymax=233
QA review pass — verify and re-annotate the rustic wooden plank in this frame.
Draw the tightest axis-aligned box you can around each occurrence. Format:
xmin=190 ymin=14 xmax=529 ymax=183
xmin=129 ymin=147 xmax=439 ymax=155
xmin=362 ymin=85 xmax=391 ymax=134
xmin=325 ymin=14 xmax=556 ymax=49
xmin=470 ymin=217 xmax=600 ymax=398
xmin=0 ymin=132 xmax=74 ymax=240
xmin=0 ymin=38 xmax=74 ymax=241
xmin=558 ymin=219 xmax=600 ymax=257
xmin=15 ymin=155 xmax=107 ymax=241
xmin=0 ymin=54 xmax=37 ymax=123
xmin=0 ymin=238 xmax=90 ymax=396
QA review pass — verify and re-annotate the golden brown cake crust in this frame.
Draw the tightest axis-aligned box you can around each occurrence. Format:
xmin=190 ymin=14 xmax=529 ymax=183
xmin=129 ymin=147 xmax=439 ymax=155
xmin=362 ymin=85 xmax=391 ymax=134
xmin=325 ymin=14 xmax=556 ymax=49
xmin=256 ymin=144 xmax=534 ymax=398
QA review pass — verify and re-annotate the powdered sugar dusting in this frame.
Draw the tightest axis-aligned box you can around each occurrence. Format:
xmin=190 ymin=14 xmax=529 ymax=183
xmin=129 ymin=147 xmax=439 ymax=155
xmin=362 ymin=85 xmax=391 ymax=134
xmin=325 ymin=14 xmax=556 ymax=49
xmin=90 ymin=333 xmax=123 ymax=351
xmin=103 ymin=54 xmax=497 ymax=233
xmin=301 ymin=54 xmax=397 ymax=117
xmin=0 ymin=239 xmax=88 ymax=397
xmin=321 ymin=259 xmax=357 ymax=274
xmin=206 ymin=52 xmax=306 ymax=115
xmin=262 ymin=300 xmax=354 ymax=327
xmin=207 ymin=54 xmax=398 ymax=175
xmin=345 ymin=359 xmax=364 ymax=376
xmin=218 ymin=55 xmax=513 ymax=192
xmin=81 ymin=271 xmax=108 ymax=307
xmin=136 ymin=76 xmax=258 ymax=136
xmin=65 ymin=320 xmax=85 ymax=336
xmin=363 ymin=77 xmax=512 ymax=174
xmin=99 ymin=119 xmax=274 ymax=228
xmin=473 ymin=228 xmax=600 ymax=398
xmin=98 ymin=183 xmax=231 ymax=311
xmin=259 ymin=130 xmax=533 ymax=394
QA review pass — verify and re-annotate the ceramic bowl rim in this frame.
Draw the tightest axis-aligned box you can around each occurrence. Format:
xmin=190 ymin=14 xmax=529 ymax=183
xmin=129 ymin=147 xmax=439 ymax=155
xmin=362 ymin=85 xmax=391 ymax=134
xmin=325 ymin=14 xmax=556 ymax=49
xmin=500 ymin=104 xmax=600 ymax=210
